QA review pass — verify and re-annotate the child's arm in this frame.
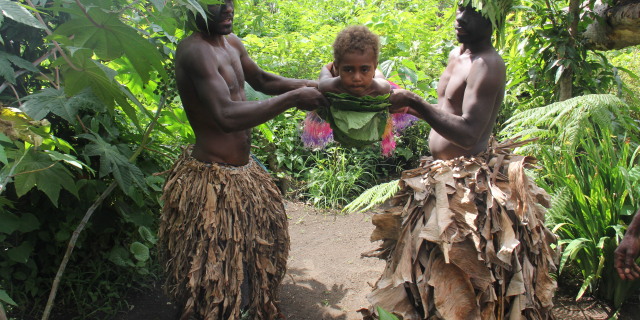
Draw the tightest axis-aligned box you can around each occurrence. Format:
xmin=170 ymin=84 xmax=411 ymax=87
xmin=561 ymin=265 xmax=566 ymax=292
xmin=319 ymin=62 xmax=338 ymax=80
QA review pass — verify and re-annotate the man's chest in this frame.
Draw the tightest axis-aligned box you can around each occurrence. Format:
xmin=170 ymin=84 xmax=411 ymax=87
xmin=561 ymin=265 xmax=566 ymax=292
xmin=214 ymin=47 xmax=245 ymax=89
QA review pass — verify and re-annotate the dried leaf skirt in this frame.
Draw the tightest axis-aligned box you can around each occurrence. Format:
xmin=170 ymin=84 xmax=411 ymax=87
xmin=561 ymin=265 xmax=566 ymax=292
xmin=363 ymin=141 xmax=557 ymax=320
xmin=158 ymin=149 xmax=289 ymax=320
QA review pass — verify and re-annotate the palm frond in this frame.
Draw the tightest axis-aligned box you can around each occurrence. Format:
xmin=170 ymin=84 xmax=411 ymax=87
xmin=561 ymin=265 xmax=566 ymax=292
xmin=342 ymin=179 xmax=400 ymax=214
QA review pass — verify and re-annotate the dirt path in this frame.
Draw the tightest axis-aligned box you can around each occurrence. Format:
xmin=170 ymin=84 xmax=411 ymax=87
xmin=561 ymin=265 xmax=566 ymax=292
xmin=117 ymin=201 xmax=639 ymax=320
xmin=278 ymin=202 xmax=384 ymax=320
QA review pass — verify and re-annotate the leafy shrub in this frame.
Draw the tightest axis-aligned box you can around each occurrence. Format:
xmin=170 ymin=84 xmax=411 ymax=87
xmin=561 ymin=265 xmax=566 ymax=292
xmin=501 ymin=94 xmax=640 ymax=307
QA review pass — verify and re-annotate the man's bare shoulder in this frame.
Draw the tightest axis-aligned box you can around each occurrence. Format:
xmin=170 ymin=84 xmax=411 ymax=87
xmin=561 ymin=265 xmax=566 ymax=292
xmin=473 ymin=49 xmax=505 ymax=71
xmin=176 ymin=34 xmax=222 ymax=71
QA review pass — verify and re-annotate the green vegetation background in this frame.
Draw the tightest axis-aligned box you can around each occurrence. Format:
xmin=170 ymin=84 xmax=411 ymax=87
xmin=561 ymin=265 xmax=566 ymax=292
xmin=0 ymin=0 xmax=638 ymax=318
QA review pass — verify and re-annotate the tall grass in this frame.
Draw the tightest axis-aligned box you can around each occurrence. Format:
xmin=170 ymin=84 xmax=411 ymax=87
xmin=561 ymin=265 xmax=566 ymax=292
xmin=303 ymin=147 xmax=374 ymax=209
xmin=539 ymin=132 xmax=640 ymax=307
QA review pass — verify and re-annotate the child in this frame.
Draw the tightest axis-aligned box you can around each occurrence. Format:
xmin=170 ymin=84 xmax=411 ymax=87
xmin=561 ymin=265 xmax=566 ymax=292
xmin=318 ymin=25 xmax=390 ymax=97
xmin=301 ymin=25 xmax=416 ymax=156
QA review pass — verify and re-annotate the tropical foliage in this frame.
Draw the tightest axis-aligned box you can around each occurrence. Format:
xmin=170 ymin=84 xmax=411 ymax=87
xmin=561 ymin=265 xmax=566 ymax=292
xmin=0 ymin=0 xmax=639 ymax=318
xmin=501 ymin=94 xmax=640 ymax=307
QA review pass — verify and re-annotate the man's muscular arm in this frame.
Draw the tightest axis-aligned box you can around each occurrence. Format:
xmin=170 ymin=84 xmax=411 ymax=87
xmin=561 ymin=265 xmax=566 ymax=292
xmin=391 ymin=56 xmax=504 ymax=149
xmin=183 ymin=40 xmax=326 ymax=133
xmin=233 ymin=35 xmax=317 ymax=94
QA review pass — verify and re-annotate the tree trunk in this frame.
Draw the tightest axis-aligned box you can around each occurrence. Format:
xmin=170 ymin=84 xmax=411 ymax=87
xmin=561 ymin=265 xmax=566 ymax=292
xmin=584 ymin=0 xmax=640 ymax=50
xmin=559 ymin=0 xmax=582 ymax=101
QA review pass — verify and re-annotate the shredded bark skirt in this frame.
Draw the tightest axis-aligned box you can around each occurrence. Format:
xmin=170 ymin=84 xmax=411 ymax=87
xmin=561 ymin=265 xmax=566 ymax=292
xmin=361 ymin=139 xmax=557 ymax=320
xmin=158 ymin=148 xmax=289 ymax=320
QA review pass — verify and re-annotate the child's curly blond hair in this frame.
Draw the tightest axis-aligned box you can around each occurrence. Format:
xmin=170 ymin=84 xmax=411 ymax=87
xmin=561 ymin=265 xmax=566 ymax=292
xmin=333 ymin=25 xmax=380 ymax=65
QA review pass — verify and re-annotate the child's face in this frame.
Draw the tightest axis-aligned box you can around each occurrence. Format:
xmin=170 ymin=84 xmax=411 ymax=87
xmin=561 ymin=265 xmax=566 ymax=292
xmin=335 ymin=48 xmax=377 ymax=96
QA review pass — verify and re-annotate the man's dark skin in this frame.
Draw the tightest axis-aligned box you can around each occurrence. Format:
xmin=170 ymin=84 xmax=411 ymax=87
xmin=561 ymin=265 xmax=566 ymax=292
xmin=615 ymin=208 xmax=640 ymax=280
xmin=175 ymin=0 xmax=328 ymax=166
xmin=390 ymin=4 xmax=505 ymax=160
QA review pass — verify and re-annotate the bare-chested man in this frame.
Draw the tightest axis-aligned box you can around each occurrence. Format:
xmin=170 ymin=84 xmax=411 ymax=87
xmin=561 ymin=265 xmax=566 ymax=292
xmin=362 ymin=3 xmax=557 ymax=319
xmin=390 ymin=4 xmax=505 ymax=160
xmin=157 ymin=1 xmax=328 ymax=319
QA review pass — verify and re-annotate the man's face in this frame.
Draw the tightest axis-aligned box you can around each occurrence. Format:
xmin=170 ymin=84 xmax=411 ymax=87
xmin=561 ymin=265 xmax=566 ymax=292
xmin=206 ymin=0 xmax=234 ymax=35
xmin=454 ymin=5 xmax=492 ymax=44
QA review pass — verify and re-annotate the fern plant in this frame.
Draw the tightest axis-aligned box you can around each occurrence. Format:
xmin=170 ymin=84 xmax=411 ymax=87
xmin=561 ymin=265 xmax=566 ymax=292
xmin=502 ymin=93 xmax=640 ymax=307
xmin=540 ymin=131 xmax=640 ymax=307
xmin=342 ymin=179 xmax=400 ymax=213
xmin=500 ymin=94 xmax=640 ymax=153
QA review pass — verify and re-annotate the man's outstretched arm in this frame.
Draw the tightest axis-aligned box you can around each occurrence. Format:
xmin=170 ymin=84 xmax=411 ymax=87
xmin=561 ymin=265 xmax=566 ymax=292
xmin=234 ymin=35 xmax=317 ymax=95
xmin=183 ymin=40 xmax=327 ymax=132
xmin=390 ymin=57 xmax=504 ymax=150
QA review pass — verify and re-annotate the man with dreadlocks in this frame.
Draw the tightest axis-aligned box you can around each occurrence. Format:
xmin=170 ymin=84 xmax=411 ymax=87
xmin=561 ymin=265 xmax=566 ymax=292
xmin=360 ymin=2 xmax=557 ymax=319
xmin=157 ymin=1 xmax=328 ymax=319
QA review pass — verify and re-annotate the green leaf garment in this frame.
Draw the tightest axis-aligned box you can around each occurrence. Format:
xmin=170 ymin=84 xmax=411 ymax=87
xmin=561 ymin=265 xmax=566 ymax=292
xmin=317 ymin=92 xmax=393 ymax=148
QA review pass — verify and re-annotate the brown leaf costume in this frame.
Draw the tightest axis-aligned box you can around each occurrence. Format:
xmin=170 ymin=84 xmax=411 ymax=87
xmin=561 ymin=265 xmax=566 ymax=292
xmin=361 ymin=139 xmax=557 ymax=320
xmin=158 ymin=147 xmax=289 ymax=320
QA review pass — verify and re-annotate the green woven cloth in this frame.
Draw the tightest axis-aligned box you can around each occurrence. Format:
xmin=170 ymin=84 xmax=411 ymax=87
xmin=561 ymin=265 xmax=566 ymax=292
xmin=318 ymin=92 xmax=392 ymax=147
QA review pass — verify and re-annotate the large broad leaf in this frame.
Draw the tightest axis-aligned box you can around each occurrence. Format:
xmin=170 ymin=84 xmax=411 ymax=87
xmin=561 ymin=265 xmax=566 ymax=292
xmin=59 ymin=56 xmax=140 ymax=130
xmin=53 ymin=8 xmax=166 ymax=83
xmin=0 ymin=0 xmax=44 ymax=29
xmin=13 ymin=150 xmax=79 ymax=206
xmin=79 ymin=133 xmax=146 ymax=195
xmin=21 ymin=87 xmax=104 ymax=123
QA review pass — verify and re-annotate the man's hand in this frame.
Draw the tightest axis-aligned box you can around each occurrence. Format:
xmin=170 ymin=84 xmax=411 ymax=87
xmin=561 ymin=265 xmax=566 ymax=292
xmin=294 ymin=87 xmax=329 ymax=111
xmin=390 ymin=89 xmax=418 ymax=110
xmin=615 ymin=234 xmax=640 ymax=280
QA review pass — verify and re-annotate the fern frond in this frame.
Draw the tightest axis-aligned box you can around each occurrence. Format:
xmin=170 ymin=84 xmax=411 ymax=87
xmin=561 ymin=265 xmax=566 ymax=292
xmin=546 ymin=187 xmax=573 ymax=226
xmin=342 ymin=179 xmax=400 ymax=214
xmin=501 ymin=94 xmax=638 ymax=152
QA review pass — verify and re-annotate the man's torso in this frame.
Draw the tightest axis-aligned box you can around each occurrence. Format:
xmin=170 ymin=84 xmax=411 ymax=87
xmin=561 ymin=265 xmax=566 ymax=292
xmin=429 ymin=47 xmax=504 ymax=160
xmin=175 ymin=33 xmax=252 ymax=165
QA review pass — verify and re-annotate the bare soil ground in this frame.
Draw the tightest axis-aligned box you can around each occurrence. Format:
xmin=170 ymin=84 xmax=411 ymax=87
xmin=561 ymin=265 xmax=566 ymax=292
xmin=116 ymin=201 xmax=640 ymax=320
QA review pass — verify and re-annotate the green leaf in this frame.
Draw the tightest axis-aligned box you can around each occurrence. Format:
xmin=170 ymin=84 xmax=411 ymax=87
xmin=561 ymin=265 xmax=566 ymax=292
xmin=54 ymin=229 xmax=70 ymax=242
xmin=79 ymin=133 xmax=146 ymax=195
xmin=45 ymin=150 xmax=90 ymax=172
xmin=130 ymin=242 xmax=150 ymax=262
xmin=0 ymin=52 xmax=15 ymax=84
xmin=108 ymin=246 xmax=133 ymax=267
xmin=0 ymin=289 xmax=17 ymax=306
xmin=54 ymin=9 xmax=166 ymax=83
xmin=7 ymin=241 xmax=33 ymax=263
xmin=138 ymin=226 xmax=157 ymax=245
xmin=377 ymin=306 xmax=399 ymax=320
xmin=13 ymin=150 xmax=79 ymax=206
xmin=0 ymin=143 xmax=7 ymax=165
xmin=0 ymin=211 xmax=20 ymax=234
xmin=21 ymin=88 xmax=75 ymax=122
xmin=0 ymin=0 xmax=44 ymax=29
xmin=18 ymin=213 xmax=39 ymax=232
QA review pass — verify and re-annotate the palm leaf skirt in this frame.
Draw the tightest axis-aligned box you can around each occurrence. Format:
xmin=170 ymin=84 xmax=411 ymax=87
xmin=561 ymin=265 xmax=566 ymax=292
xmin=158 ymin=147 xmax=289 ymax=320
xmin=361 ymin=139 xmax=557 ymax=320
